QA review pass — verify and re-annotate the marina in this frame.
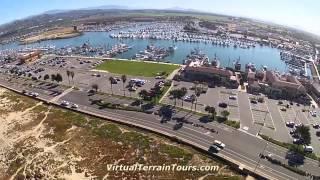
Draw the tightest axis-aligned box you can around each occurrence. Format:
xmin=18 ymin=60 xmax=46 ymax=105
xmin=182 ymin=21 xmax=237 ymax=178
xmin=0 ymin=23 xmax=309 ymax=75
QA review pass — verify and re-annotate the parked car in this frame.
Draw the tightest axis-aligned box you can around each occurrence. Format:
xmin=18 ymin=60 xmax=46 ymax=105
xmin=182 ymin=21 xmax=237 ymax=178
xmin=310 ymin=111 xmax=317 ymax=117
xmin=312 ymin=124 xmax=320 ymax=129
xmin=229 ymin=95 xmax=237 ymax=100
xmin=250 ymin=100 xmax=257 ymax=104
xmin=213 ymin=140 xmax=225 ymax=149
xmin=293 ymin=138 xmax=303 ymax=144
xmin=218 ymin=102 xmax=228 ymax=108
xmin=280 ymin=108 xmax=287 ymax=112
xmin=286 ymin=121 xmax=295 ymax=128
xmin=304 ymin=145 xmax=314 ymax=153
xmin=183 ymin=95 xmax=194 ymax=102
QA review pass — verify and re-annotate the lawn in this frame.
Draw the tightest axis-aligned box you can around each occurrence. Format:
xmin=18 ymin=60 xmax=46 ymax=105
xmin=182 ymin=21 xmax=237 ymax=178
xmin=95 ymin=60 xmax=179 ymax=77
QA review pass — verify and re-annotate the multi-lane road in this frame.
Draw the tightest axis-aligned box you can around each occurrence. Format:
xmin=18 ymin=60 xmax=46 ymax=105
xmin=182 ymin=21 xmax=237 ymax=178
xmin=1 ymin=74 xmax=320 ymax=180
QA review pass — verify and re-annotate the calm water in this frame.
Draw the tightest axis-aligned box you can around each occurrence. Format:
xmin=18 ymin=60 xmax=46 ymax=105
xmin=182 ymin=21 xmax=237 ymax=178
xmin=0 ymin=31 xmax=286 ymax=72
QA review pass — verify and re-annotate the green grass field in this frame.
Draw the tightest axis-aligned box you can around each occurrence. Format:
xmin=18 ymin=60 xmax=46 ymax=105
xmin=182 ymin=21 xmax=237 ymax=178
xmin=95 ymin=60 xmax=179 ymax=77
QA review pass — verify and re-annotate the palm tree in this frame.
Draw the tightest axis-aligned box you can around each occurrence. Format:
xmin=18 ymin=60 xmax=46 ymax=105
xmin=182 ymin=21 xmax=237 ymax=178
xmin=109 ymin=76 xmax=114 ymax=95
xmin=295 ymin=125 xmax=311 ymax=145
xmin=55 ymin=73 xmax=63 ymax=83
xmin=43 ymin=74 xmax=50 ymax=81
xmin=51 ymin=74 xmax=56 ymax=82
xmin=121 ymin=74 xmax=127 ymax=96
xmin=92 ymin=84 xmax=99 ymax=92
xmin=221 ymin=110 xmax=230 ymax=119
xmin=180 ymin=87 xmax=187 ymax=107
xmin=66 ymin=70 xmax=71 ymax=85
xmin=169 ymin=89 xmax=179 ymax=106
xmin=139 ymin=89 xmax=149 ymax=100
xmin=193 ymin=81 xmax=199 ymax=112
xmin=205 ymin=106 xmax=216 ymax=120
xmin=190 ymin=94 xmax=196 ymax=111
xmin=70 ymin=71 xmax=75 ymax=85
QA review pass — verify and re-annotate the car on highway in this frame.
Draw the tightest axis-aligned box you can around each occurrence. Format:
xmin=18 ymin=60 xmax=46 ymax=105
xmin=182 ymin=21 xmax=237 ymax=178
xmin=208 ymin=145 xmax=221 ymax=153
xmin=155 ymin=76 xmax=164 ymax=79
xmin=71 ymin=103 xmax=79 ymax=109
xmin=61 ymin=100 xmax=70 ymax=106
xmin=173 ymin=122 xmax=183 ymax=130
xmin=218 ymin=102 xmax=228 ymax=108
xmin=28 ymin=92 xmax=39 ymax=97
xmin=213 ymin=140 xmax=225 ymax=149
xmin=229 ymin=95 xmax=237 ymax=100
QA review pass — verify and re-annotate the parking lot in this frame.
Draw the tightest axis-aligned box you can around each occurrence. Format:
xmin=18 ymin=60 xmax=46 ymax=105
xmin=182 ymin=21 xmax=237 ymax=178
xmin=162 ymin=81 xmax=240 ymax=121
xmin=0 ymin=56 xmax=165 ymax=99
xmin=248 ymin=95 xmax=275 ymax=130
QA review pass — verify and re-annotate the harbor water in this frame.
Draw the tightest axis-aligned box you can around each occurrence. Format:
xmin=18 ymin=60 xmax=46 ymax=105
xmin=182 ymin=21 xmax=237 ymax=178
xmin=0 ymin=31 xmax=287 ymax=72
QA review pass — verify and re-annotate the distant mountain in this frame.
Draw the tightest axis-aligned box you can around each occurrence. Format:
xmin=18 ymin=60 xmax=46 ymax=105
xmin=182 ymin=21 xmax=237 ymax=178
xmin=42 ymin=5 xmax=130 ymax=15
xmin=165 ymin=6 xmax=202 ymax=12
xmin=43 ymin=9 xmax=69 ymax=15
xmin=83 ymin=5 xmax=130 ymax=10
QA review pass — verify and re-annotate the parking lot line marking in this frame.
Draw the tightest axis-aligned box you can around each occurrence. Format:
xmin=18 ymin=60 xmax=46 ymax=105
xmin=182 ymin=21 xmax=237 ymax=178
xmin=277 ymin=107 xmax=292 ymax=140
xmin=265 ymin=100 xmax=276 ymax=131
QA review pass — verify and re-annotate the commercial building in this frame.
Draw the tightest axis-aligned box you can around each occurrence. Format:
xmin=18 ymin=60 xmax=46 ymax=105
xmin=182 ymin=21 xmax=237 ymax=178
xmin=248 ymin=70 xmax=306 ymax=98
xmin=18 ymin=51 xmax=41 ymax=64
xmin=182 ymin=60 xmax=239 ymax=88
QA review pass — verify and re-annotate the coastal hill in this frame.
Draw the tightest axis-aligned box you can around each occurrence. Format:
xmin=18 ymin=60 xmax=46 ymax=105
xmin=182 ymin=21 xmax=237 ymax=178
xmin=20 ymin=27 xmax=82 ymax=44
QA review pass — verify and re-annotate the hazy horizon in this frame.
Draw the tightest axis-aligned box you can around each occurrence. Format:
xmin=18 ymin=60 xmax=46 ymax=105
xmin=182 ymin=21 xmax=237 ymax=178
xmin=0 ymin=0 xmax=319 ymax=36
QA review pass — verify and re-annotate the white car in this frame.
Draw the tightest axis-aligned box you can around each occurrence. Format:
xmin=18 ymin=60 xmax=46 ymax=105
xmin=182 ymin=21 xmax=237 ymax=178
xmin=28 ymin=92 xmax=39 ymax=97
xmin=71 ymin=103 xmax=79 ymax=109
xmin=286 ymin=121 xmax=295 ymax=127
xmin=310 ymin=111 xmax=317 ymax=117
xmin=304 ymin=145 xmax=314 ymax=153
xmin=183 ymin=95 xmax=192 ymax=102
xmin=61 ymin=100 xmax=70 ymax=106
xmin=213 ymin=140 xmax=226 ymax=149
xmin=229 ymin=95 xmax=237 ymax=100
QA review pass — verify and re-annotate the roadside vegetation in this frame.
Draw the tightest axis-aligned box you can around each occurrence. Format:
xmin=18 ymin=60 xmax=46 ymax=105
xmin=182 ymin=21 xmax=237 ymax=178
xmin=259 ymin=134 xmax=319 ymax=161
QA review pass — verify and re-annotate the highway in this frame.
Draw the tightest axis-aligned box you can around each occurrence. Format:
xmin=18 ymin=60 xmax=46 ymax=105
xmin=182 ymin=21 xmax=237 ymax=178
xmin=1 ymin=75 xmax=320 ymax=180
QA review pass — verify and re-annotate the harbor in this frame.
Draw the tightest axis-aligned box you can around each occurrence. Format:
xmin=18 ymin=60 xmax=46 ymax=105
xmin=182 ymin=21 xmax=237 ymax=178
xmin=0 ymin=22 xmax=312 ymax=76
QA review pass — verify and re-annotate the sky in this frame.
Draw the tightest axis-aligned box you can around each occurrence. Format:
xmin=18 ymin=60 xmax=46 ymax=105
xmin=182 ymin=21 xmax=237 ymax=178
xmin=0 ymin=0 xmax=319 ymax=35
